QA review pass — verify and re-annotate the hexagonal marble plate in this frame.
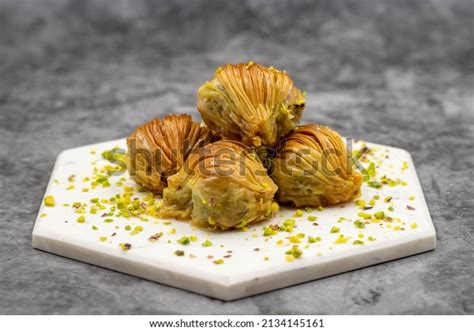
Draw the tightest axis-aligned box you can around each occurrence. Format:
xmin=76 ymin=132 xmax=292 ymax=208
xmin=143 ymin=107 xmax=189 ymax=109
xmin=32 ymin=138 xmax=436 ymax=301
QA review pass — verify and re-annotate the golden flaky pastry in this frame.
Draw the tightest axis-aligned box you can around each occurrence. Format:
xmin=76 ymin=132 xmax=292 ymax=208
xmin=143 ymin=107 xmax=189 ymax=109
xmin=271 ymin=124 xmax=363 ymax=207
xmin=197 ymin=62 xmax=305 ymax=148
xmin=126 ymin=114 xmax=215 ymax=194
xmin=160 ymin=140 xmax=279 ymax=230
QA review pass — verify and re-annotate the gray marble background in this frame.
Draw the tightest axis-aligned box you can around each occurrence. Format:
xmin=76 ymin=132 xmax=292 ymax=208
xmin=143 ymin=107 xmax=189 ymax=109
xmin=0 ymin=0 xmax=473 ymax=314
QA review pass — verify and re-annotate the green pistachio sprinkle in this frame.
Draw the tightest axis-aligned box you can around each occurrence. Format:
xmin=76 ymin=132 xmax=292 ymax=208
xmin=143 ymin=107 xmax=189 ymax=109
xmin=358 ymin=212 xmax=372 ymax=220
xmin=285 ymin=245 xmax=303 ymax=258
xmin=263 ymin=225 xmax=279 ymax=236
xmin=202 ymin=239 xmax=213 ymax=247
xmin=44 ymin=196 xmax=56 ymax=207
xmin=354 ymin=220 xmax=365 ymax=229
xmin=177 ymin=236 xmax=191 ymax=245
xmin=174 ymin=250 xmax=185 ymax=256
xmin=281 ymin=219 xmax=295 ymax=232
xmin=293 ymin=209 xmax=304 ymax=217
xmin=374 ymin=211 xmax=386 ymax=220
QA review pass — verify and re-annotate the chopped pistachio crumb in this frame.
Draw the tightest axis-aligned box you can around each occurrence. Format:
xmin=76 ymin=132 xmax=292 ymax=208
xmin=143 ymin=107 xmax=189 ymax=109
xmin=388 ymin=206 xmax=395 ymax=211
xmin=77 ymin=215 xmax=86 ymax=223
xmin=384 ymin=196 xmax=393 ymax=203
xmin=44 ymin=195 xmax=56 ymax=207
xmin=358 ymin=212 xmax=372 ymax=220
xmin=374 ymin=211 xmax=386 ymax=220
xmin=202 ymin=239 xmax=213 ymax=247
xmin=82 ymin=188 xmax=89 ymax=192
xmin=169 ymin=228 xmax=176 ymax=234
xmin=409 ymin=196 xmax=415 ymax=201
xmin=353 ymin=240 xmax=364 ymax=245
xmin=317 ymin=206 xmax=324 ymax=211
xmin=174 ymin=250 xmax=185 ymax=256
xmin=288 ymin=236 xmax=301 ymax=244
xmin=208 ymin=216 xmax=216 ymax=225
xmin=177 ymin=236 xmax=191 ymax=245
xmin=99 ymin=236 xmax=107 ymax=242
xmin=308 ymin=236 xmax=316 ymax=243
xmin=356 ymin=199 xmax=366 ymax=209
xmin=264 ymin=256 xmax=269 ymax=261
xmin=402 ymin=161 xmax=409 ymax=170
xmin=131 ymin=225 xmax=144 ymax=235
xmin=40 ymin=213 xmax=47 ymax=218
xmin=119 ymin=243 xmax=132 ymax=251
xmin=368 ymin=181 xmax=382 ymax=188
xmin=285 ymin=245 xmax=303 ymax=258
xmin=293 ymin=209 xmax=304 ymax=217
xmin=148 ymin=232 xmax=163 ymax=242
xmin=334 ymin=235 xmax=350 ymax=244
xmin=281 ymin=219 xmax=295 ymax=232
xmin=125 ymin=225 xmax=131 ymax=231
xmin=104 ymin=218 xmax=113 ymax=223
xmin=354 ymin=220 xmax=365 ymax=229
xmin=368 ymin=236 xmax=376 ymax=241
xmin=271 ymin=202 xmax=280 ymax=213
xmin=92 ymin=225 xmax=98 ymax=230
xmin=213 ymin=259 xmax=224 ymax=265
xmin=330 ymin=226 xmax=340 ymax=233
xmin=190 ymin=235 xmax=198 ymax=242
xmin=410 ymin=223 xmax=418 ymax=229
xmin=307 ymin=215 xmax=317 ymax=222
xmin=285 ymin=255 xmax=295 ymax=262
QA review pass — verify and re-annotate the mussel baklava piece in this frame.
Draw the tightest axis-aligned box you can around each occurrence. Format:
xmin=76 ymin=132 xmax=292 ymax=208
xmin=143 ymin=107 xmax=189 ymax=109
xmin=126 ymin=114 xmax=215 ymax=194
xmin=271 ymin=124 xmax=362 ymax=207
xmin=160 ymin=140 xmax=279 ymax=230
xmin=197 ymin=62 xmax=305 ymax=148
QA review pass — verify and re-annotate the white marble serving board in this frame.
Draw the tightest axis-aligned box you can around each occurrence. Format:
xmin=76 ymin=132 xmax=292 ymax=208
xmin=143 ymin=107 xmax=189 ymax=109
xmin=32 ymin=138 xmax=436 ymax=301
